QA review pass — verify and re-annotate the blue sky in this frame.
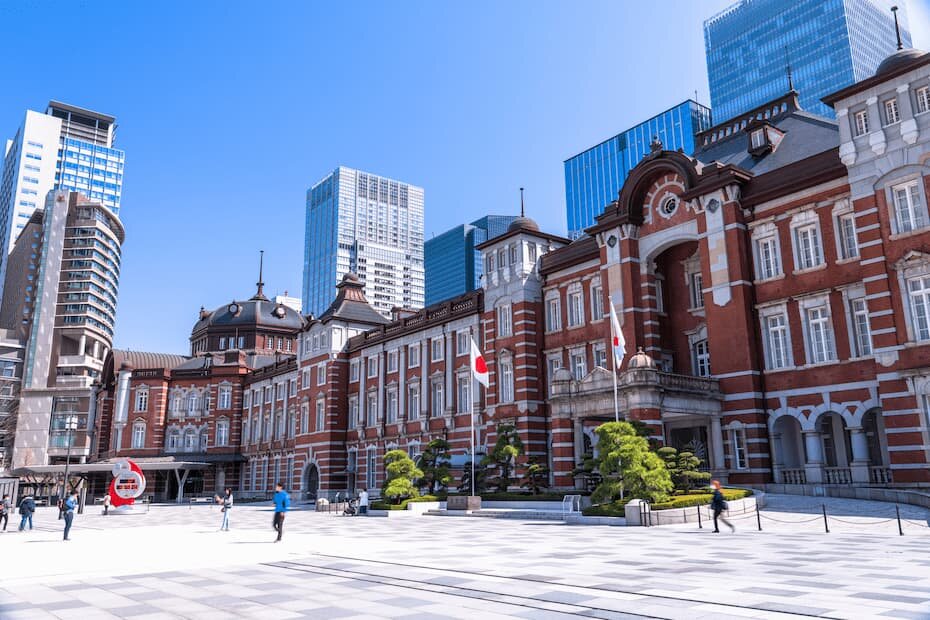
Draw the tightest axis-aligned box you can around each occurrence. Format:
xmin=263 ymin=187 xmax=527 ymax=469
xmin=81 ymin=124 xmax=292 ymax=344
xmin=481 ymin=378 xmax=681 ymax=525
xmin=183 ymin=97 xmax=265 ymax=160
xmin=1 ymin=1 xmax=928 ymax=355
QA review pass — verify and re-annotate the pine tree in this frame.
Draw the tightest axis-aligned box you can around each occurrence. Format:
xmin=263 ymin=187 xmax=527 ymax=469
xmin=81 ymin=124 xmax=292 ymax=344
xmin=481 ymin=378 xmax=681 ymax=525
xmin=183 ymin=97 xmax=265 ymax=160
xmin=382 ymin=449 xmax=423 ymax=504
xmin=592 ymin=421 xmax=673 ymax=504
xmin=416 ymin=438 xmax=452 ymax=494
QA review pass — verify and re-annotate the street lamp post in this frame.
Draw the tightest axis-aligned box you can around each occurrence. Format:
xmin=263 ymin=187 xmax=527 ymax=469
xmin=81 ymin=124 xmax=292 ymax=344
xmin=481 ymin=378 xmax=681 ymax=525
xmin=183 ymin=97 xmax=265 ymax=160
xmin=58 ymin=415 xmax=78 ymax=519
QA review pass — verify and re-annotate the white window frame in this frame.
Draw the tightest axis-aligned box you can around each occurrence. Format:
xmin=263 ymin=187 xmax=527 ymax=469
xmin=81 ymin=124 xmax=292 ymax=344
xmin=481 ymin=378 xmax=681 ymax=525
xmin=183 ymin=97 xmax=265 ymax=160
xmin=317 ymin=362 xmax=327 ymax=386
xmin=790 ymin=211 xmax=824 ymax=271
xmin=315 ymin=399 xmax=326 ymax=431
xmin=366 ymin=449 xmax=377 ymax=490
xmin=567 ymin=284 xmax=584 ymax=327
xmin=799 ymin=295 xmax=837 ymax=365
xmin=367 ymin=356 xmax=378 ymax=378
xmin=907 ymin=274 xmax=930 ymax=342
xmin=302 ymin=402 xmax=311 ymax=433
xmin=853 ymin=109 xmax=869 ymax=136
xmin=431 ymin=338 xmax=444 ymax=362
xmin=890 ymin=179 xmax=927 ymax=235
xmin=215 ymin=419 xmax=229 ymax=447
xmin=569 ymin=348 xmax=586 ymax=380
xmin=593 ymin=343 xmax=607 ymax=369
xmin=131 ymin=421 xmax=146 ymax=449
xmin=590 ymin=280 xmax=604 ymax=321
xmin=692 ymin=338 xmax=711 ymax=377
xmin=759 ymin=304 xmax=793 ymax=370
xmin=456 ymin=374 xmax=471 ymax=413
xmin=430 ymin=380 xmax=444 ymax=417
xmin=729 ymin=426 xmax=748 ymax=470
xmin=545 ymin=293 xmax=561 ymax=332
xmin=218 ymin=385 xmax=232 ymax=410
xmin=497 ymin=303 xmax=513 ymax=337
xmin=366 ymin=392 xmax=378 ymax=426
xmin=455 ymin=331 xmax=469 ymax=357
xmin=387 ymin=349 xmax=398 ymax=372
xmin=134 ymin=387 xmax=149 ymax=412
xmin=835 ymin=208 xmax=858 ymax=261
xmin=499 ymin=356 xmax=514 ymax=404
xmin=408 ymin=344 xmax=420 ymax=368
xmin=386 ymin=388 xmax=398 ymax=423
xmin=547 ymin=355 xmax=563 ymax=386
xmin=848 ymin=294 xmax=872 ymax=357
xmin=408 ymin=383 xmax=420 ymax=420
xmin=655 ymin=276 xmax=665 ymax=313
xmin=347 ymin=397 xmax=358 ymax=430
xmin=916 ymin=86 xmax=930 ymax=115
xmin=883 ymin=97 xmax=900 ymax=126
xmin=349 ymin=359 xmax=360 ymax=383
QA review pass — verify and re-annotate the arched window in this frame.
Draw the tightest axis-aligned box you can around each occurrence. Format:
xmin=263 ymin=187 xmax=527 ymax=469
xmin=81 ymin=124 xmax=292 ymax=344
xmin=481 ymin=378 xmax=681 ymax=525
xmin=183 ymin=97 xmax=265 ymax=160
xmin=131 ymin=421 xmax=146 ymax=449
xmin=216 ymin=419 xmax=229 ymax=447
xmin=218 ymin=385 xmax=232 ymax=410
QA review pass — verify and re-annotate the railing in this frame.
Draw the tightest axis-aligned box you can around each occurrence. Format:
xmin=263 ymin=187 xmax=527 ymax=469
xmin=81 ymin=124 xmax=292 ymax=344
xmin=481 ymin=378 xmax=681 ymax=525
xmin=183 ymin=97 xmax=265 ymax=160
xmin=823 ymin=467 xmax=852 ymax=484
xmin=781 ymin=468 xmax=807 ymax=485
xmin=870 ymin=466 xmax=893 ymax=484
xmin=616 ymin=367 xmax=721 ymax=395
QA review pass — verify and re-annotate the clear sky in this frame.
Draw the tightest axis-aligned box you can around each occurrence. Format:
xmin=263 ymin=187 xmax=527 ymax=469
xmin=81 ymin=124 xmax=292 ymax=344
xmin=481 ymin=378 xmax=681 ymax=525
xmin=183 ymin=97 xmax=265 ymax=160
xmin=1 ymin=1 xmax=929 ymax=355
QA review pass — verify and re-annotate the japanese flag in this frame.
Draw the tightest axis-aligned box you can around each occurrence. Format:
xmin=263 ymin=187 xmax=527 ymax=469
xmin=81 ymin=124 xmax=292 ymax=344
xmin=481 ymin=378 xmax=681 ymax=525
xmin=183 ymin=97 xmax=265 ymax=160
xmin=470 ymin=338 xmax=489 ymax=388
xmin=609 ymin=300 xmax=626 ymax=367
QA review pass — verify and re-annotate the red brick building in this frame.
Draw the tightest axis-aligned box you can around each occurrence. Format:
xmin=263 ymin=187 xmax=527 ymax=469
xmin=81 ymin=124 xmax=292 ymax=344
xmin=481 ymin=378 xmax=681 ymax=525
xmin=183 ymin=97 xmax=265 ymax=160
xmin=94 ymin=48 xmax=930 ymax=500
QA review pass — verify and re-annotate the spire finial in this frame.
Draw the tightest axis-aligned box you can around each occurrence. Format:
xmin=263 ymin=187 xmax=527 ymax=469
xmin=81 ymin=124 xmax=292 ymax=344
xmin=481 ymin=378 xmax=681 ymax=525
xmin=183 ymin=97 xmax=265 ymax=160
xmin=784 ymin=46 xmax=794 ymax=91
xmin=252 ymin=249 xmax=268 ymax=301
xmin=891 ymin=5 xmax=903 ymax=50
xmin=520 ymin=187 xmax=525 ymax=218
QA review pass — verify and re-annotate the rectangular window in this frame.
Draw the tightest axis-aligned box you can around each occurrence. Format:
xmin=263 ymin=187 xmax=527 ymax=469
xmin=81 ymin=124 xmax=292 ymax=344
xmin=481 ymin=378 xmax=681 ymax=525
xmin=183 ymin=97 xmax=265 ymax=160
xmin=218 ymin=386 xmax=232 ymax=410
xmin=908 ymin=276 xmax=930 ymax=341
xmin=264 ymin=387 xmax=272 ymax=403
xmin=755 ymin=236 xmax=780 ymax=280
xmin=593 ymin=344 xmax=607 ymax=369
xmin=509 ymin=244 xmax=518 ymax=264
xmin=131 ymin=424 xmax=145 ymax=449
xmin=547 ymin=356 xmax=562 ymax=385
xmin=315 ymin=400 xmax=325 ymax=431
xmin=500 ymin=360 xmax=514 ymax=403
xmin=689 ymin=273 xmax=704 ymax=309
xmin=386 ymin=390 xmax=398 ymax=423
xmin=367 ymin=357 xmax=378 ymax=378
xmin=497 ymin=304 xmax=512 ymax=337
xmin=765 ymin=313 xmax=790 ymax=369
xmin=731 ymin=429 xmax=748 ymax=470
xmin=456 ymin=375 xmax=471 ymax=413
xmin=431 ymin=382 xmax=444 ymax=416
xmin=301 ymin=404 xmax=310 ymax=433
xmin=795 ymin=225 xmax=823 ymax=270
xmin=387 ymin=349 xmax=398 ymax=372
xmin=893 ymin=180 xmax=924 ymax=233
xmin=350 ymin=360 xmax=359 ymax=382
xmin=883 ymin=98 xmax=900 ymax=125
xmin=431 ymin=338 xmax=444 ymax=361
xmin=317 ymin=363 xmax=326 ymax=386
xmin=216 ymin=421 xmax=229 ymax=447
xmin=408 ymin=384 xmax=420 ymax=419
xmin=135 ymin=389 xmax=148 ymax=412
xmin=456 ymin=331 xmax=468 ymax=356
xmin=348 ymin=398 xmax=358 ymax=430
xmin=806 ymin=306 xmax=836 ymax=363
xmin=567 ymin=291 xmax=584 ymax=326
xmin=289 ymin=379 xmax=297 ymax=397
xmin=655 ymin=278 xmax=665 ymax=313
xmin=570 ymin=351 xmax=586 ymax=380
xmin=366 ymin=451 xmax=377 ymax=490
xmin=546 ymin=297 xmax=561 ymax=331
xmin=854 ymin=109 xmax=869 ymax=136
xmin=692 ymin=339 xmax=711 ymax=377
xmin=917 ymin=86 xmax=930 ymax=115
xmin=408 ymin=344 xmax=420 ymax=368
xmin=590 ymin=284 xmax=604 ymax=320
xmin=750 ymin=128 xmax=765 ymax=149
xmin=837 ymin=213 xmax=858 ymax=259
xmin=301 ymin=368 xmax=310 ymax=389
xmin=850 ymin=298 xmax=872 ymax=357
xmin=367 ymin=393 xmax=377 ymax=426
xmin=219 ymin=337 xmax=226 ymax=350
xmin=528 ymin=243 xmax=537 ymax=262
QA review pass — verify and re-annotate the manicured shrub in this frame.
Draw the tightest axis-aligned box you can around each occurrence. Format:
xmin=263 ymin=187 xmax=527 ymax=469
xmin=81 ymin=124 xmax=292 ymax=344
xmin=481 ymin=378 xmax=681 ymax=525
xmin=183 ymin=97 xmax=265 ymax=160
xmin=592 ymin=421 xmax=673 ymax=504
xmin=382 ymin=449 xmax=423 ymax=504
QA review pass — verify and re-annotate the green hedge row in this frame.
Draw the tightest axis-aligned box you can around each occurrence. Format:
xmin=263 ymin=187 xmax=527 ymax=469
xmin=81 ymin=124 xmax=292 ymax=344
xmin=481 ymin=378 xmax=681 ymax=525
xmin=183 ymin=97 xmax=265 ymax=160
xmin=371 ymin=495 xmax=440 ymax=511
xmin=581 ymin=488 xmax=753 ymax=517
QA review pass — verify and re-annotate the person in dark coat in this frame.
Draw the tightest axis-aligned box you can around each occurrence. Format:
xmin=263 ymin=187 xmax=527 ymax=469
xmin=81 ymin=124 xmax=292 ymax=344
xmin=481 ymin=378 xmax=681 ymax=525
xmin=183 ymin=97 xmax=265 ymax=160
xmin=0 ymin=494 xmax=10 ymax=531
xmin=710 ymin=479 xmax=735 ymax=533
xmin=18 ymin=494 xmax=36 ymax=531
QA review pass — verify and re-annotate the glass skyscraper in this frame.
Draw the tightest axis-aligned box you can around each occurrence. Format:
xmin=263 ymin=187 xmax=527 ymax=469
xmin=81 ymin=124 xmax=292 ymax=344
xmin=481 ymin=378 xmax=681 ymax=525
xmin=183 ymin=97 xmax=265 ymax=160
xmin=564 ymin=100 xmax=712 ymax=238
xmin=704 ymin=0 xmax=912 ymax=122
xmin=424 ymin=215 xmax=516 ymax=306
xmin=303 ymin=167 xmax=425 ymax=317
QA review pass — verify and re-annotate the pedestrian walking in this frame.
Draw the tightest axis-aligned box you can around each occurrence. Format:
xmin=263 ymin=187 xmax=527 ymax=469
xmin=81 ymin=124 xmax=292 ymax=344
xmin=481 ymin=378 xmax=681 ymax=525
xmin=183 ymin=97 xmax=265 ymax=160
xmin=358 ymin=488 xmax=369 ymax=515
xmin=103 ymin=493 xmax=111 ymax=516
xmin=272 ymin=482 xmax=290 ymax=542
xmin=0 ymin=494 xmax=10 ymax=531
xmin=18 ymin=494 xmax=35 ymax=531
xmin=63 ymin=490 xmax=78 ymax=540
xmin=710 ymin=479 xmax=735 ymax=533
xmin=220 ymin=488 xmax=233 ymax=531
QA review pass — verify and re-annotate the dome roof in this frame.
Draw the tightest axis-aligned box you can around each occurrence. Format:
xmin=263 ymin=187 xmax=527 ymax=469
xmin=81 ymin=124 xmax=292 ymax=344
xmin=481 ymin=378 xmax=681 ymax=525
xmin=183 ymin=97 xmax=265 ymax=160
xmin=507 ymin=216 xmax=540 ymax=233
xmin=875 ymin=48 xmax=929 ymax=76
xmin=627 ymin=347 xmax=656 ymax=370
xmin=192 ymin=297 xmax=303 ymax=334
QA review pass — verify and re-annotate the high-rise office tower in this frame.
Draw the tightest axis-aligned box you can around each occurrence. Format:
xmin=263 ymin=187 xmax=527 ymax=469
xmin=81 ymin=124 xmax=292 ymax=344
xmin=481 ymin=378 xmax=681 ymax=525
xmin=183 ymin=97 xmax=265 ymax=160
xmin=303 ymin=167 xmax=424 ymax=317
xmin=564 ymin=100 xmax=712 ymax=239
xmin=704 ymin=0 xmax=912 ymax=122
xmin=0 ymin=101 xmax=124 ymax=298
xmin=424 ymin=215 xmax=517 ymax=306
xmin=8 ymin=190 xmax=124 ymax=469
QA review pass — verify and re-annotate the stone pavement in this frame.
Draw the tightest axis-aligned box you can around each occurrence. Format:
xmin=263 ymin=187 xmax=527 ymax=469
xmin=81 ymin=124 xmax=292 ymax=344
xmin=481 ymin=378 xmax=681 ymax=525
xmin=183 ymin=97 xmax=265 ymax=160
xmin=1 ymin=494 xmax=928 ymax=619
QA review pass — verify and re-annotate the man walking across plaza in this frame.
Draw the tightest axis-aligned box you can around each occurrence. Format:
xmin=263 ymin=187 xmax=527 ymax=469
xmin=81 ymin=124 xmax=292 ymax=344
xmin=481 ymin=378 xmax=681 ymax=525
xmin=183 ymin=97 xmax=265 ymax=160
xmin=63 ymin=490 xmax=78 ymax=540
xmin=220 ymin=488 xmax=233 ymax=531
xmin=18 ymin=494 xmax=35 ymax=531
xmin=272 ymin=482 xmax=289 ymax=542
xmin=710 ymin=479 xmax=735 ymax=533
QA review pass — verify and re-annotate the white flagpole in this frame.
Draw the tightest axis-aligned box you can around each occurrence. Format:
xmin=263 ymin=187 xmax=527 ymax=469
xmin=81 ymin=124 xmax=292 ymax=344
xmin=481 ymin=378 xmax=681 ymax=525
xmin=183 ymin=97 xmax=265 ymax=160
xmin=612 ymin=350 xmax=620 ymax=423
xmin=470 ymin=381 xmax=476 ymax=497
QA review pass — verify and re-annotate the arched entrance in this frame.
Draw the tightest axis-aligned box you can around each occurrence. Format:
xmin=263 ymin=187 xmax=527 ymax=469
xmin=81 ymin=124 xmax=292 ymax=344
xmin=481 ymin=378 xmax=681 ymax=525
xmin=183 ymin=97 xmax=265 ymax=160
xmin=862 ymin=408 xmax=891 ymax=483
xmin=304 ymin=464 xmax=320 ymax=500
xmin=772 ymin=415 xmax=805 ymax=484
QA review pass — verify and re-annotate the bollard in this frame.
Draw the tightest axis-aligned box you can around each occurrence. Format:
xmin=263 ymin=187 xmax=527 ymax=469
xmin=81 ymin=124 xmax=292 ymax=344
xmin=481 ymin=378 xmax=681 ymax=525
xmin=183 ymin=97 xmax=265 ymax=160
xmin=698 ymin=504 xmax=703 ymax=529
xmin=896 ymin=504 xmax=903 ymax=536
xmin=756 ymin=503 xmax=762 ymax=531
xmin=822 ymin=504 xmax=829 ymax=533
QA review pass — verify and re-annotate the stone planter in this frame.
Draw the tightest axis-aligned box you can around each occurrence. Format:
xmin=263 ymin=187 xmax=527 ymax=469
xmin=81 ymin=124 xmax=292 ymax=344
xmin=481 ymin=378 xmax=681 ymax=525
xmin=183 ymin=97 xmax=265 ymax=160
xmin=447 ymin=495 xmax=481 ymax=511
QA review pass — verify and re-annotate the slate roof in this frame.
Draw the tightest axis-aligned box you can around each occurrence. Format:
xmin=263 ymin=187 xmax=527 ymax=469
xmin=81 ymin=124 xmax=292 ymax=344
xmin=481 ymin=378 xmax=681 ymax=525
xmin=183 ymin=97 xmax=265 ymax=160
xmin=112 ymin=350 xmax=188 ymax=372
xmin=191 ymin=297 xmax=304 ymax=334
xmin=315 ymin=273 xmax=390 ymax=326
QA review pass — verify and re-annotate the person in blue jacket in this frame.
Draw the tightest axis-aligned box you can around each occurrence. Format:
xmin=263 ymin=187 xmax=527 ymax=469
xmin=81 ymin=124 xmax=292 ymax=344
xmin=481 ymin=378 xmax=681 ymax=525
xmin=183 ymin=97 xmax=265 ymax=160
xmin=272 ymin=482 xmax=290 ymax=542
xmin=63 ymin=491 xmax=79 ymax=541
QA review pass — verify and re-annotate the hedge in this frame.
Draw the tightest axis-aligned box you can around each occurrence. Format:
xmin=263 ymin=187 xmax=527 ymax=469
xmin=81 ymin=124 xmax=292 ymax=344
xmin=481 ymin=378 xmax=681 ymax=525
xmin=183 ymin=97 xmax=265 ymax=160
xmin=581 ymin=488 xmax=752 ymax=517
xmin=371 ymin=495 xmax=439 ymax=511
xmin=446 ymin=492 xmax=583 ymax=501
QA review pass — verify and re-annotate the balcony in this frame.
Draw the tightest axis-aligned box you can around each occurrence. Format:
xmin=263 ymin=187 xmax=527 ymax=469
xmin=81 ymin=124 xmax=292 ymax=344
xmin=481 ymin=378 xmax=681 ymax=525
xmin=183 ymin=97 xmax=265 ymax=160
xmin=54 ymin=375 xmax=95 ymax=389
xmin=617 ymin=367 xmax=721 ymax=396
xmin=58 ymin=354 xmax=104 ymax=370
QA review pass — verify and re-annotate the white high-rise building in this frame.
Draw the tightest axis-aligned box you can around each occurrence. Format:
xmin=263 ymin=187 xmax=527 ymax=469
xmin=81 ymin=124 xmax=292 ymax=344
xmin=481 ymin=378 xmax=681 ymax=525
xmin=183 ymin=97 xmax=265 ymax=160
xmin=0 ymin=101 xmax=124 ymax=298
xmin=302 ymin=167 xmax=424 ymax=317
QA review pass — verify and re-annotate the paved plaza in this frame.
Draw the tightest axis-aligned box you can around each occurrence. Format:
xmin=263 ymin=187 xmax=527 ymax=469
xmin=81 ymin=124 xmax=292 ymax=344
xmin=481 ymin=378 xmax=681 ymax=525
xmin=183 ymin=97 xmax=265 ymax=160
xmin=1 ymin=495 xmax=930 ymax=619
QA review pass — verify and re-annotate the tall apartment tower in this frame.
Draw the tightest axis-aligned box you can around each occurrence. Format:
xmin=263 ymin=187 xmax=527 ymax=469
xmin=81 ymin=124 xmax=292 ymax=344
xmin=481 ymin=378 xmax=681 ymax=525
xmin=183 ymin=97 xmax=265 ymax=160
xmin=0 ymin=101 xmax=125 ymax=298
xmin=564 ymin=100 xmax=713 ymax=238
xmin=704 ymin=0 xmax=912 ymax=122
xmin=9 ymin=190 xmax=124 ymax=469
xmin=424 ymin=215 xmax=517 ymax=305
xmin=303 ymin=167 xmax=424 ymax=317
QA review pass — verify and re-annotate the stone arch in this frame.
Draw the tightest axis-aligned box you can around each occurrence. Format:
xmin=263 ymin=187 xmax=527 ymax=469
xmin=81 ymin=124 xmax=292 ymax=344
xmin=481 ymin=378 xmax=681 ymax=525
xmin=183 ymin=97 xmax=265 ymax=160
xmin=617 ymin=152 xmax=700 ymax=225
xmin=300 ymin=456 xmax=321 ymax=500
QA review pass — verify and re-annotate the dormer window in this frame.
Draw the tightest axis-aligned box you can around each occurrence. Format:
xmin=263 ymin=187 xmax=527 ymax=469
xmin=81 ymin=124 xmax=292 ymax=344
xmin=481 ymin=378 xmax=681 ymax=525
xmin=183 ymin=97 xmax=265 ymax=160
xmin=750 ymin=129 xmax=765 ymax=149
xmin=746 ymin=123 xmax=782 ymax=156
